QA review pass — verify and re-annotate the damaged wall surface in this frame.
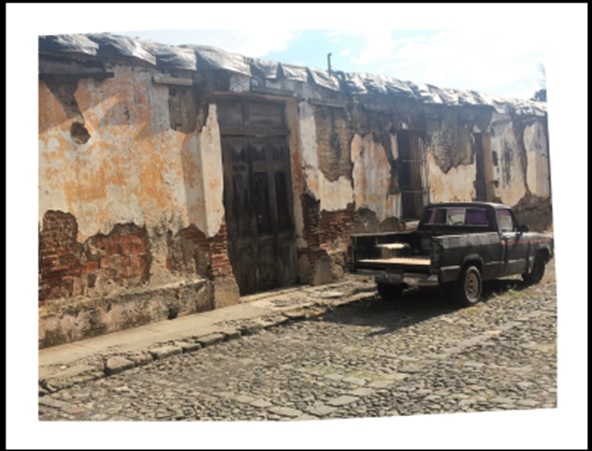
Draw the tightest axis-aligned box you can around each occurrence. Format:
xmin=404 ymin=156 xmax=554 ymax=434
xmin=39 ymin=33 xmax=552 ymax=347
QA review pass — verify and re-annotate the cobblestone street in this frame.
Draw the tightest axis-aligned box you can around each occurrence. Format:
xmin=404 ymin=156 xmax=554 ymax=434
xmin=39 ymin=263 xmax=557 ymax=423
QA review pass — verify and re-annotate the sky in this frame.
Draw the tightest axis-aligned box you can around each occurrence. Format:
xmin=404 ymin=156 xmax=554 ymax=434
xmin=6 ymin=3 xmax=588 ymax=450
xmin=114 ymin=28 xmax=545 ymax=100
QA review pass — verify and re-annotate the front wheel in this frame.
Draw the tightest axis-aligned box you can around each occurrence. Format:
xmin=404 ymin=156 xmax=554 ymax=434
xmin=523 ymin=253 xmax=546 ymax=285
xmin=455 ymin=265 xmax=482 ymax=307
xmin=377 ymin=283 xmax=404 ymax=301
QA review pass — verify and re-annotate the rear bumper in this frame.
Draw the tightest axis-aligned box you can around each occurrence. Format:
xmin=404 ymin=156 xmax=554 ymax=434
xmin=355 ymin=268 xmax=440 ymax=287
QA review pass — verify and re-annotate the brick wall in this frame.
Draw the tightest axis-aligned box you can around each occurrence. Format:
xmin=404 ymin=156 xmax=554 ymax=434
xmin=167 ymin=225 xmax=210 ymax=276
xmin=206 ymin=222 xmax=234 ymax=279
xmin=39 ymin=211 xmax=151 ymax=304
xmin=39 ymin=211 xmax=83 ymax=301
xmin=299 ymin=194 xmax=355 ymax=283
xmin=167 ymin=221 xmax=234 ymax=279
xmin=85 ymin=223 xmax=151 ymax=289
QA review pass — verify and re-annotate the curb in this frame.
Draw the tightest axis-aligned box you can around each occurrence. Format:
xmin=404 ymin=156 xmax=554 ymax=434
xmin=39 ymin=283 xmax=378 ymax=396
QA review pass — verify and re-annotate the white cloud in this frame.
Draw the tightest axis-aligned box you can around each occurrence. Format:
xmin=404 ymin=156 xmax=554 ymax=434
xmin=337 ymin=29 xmax=545 ymax=99
xmin=117 ymin=29 xmax=301 ymax=59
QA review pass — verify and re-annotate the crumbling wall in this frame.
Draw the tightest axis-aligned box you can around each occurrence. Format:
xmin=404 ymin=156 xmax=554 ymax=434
xmin=39 ymin=62 xmax=238 ymax=347
xmin=489 ymin=112 xmax=528 ymax=206
xmin=39 ymin=210 xmax=151 ymax=302
xmin=351 ymin=132 xmax=402 ymax=224
xmin=295 ymin=98 xmax=417 ymax=280
xmin=424 ymin=105 xmax=492 ymax=203
xmin=298 ymin=101 xmax=354 ymax=212
xmin=313 ymin=105 xmax=353 ymax=182
xmin=295 ymin=101 xmax=354 ymax=283
xmin=294 ymin=92 xmax=552 ymax=284
xmin=523 ymin=119 xmax=550 ymax=199
xmin=297 ymin=194 xmax=354 ymax=285
xmin=38 ymin=210 xmax=212 ymax=347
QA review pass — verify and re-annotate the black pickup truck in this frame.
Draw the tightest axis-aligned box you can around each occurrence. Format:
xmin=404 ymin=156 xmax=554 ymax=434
xmin=350 ymin=202 xmax=553 ymax=306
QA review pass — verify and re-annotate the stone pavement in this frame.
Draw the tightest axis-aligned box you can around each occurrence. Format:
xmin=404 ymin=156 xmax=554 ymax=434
xmin=39 ymin=275 xmax=377 ymax=395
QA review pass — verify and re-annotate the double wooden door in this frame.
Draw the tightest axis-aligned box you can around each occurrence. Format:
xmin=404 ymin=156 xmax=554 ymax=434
xmin=221 ymin=136 xmax=297 ymax=295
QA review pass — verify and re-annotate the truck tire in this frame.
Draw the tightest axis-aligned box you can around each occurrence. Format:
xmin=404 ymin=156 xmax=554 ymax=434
xmin=523 ymin=253 xmax=546 ymax=285
xmin=377 ymin=283 xmax=404 ymax=301
xmin=455 ymin=265 xmax=482 ymax=307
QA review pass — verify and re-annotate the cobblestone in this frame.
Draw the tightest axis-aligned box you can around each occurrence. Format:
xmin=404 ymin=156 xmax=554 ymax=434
xmin=38 ymin=263 xmax=557 ymax=422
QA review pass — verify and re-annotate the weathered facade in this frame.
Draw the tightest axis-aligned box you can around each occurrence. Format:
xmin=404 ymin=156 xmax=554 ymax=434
xmin=38 ymin=34 xmax=552 ymax=347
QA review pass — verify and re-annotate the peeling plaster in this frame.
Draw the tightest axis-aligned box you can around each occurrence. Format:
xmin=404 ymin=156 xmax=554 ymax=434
xmin=523 ymin=121 xmax=550 ymax=198
xmin=197 ymin=104 xmax=225 ymax=237
xmin=181 ymin=133 xmax=206 ymax=230
xmin=351 ymin=133 xmax=401 ymax=221
xmin=425 ymin=111 xmax=474 ymax=174
xmin=284 ymin=99 xmax=307 ymax=248
xmin=38 ymin=65 xmax=214 ymax=244
xmin=426 ymin=152 xmax=476 ymax=203
xmin=490 ymin=117 xmax=527 ymax=206
xmin=298 ymin=101 xmax=353 ymax=212
xmin=299 ymin=101 xmax=321 ymax=199
xmin=319 ymin=176 xmax=354 ymax=212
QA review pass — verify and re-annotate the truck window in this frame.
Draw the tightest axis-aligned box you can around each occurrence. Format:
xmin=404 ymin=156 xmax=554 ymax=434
xmin=426 ymin=207 xmax=488 ymax=226
xmin=446 ymin=208 xmax=465 ymax=225
xmin=426 ymin=208 xmax=447 ymax=225
xmin=465 ymin=208 xmax=489 ymax=226
xmin=497 ymin=209 xmax=516 ymax=232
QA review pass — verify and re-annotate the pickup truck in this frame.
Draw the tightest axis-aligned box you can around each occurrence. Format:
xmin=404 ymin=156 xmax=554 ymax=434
xmin=350 ymin=202 xmax=553 ymax=306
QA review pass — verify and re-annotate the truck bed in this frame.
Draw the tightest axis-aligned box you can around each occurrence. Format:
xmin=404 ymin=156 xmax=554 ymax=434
xmin=357 ymin=256 xmax=431 ymax=266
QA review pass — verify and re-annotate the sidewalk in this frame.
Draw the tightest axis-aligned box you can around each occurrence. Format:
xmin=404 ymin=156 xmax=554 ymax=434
xmin=39 ymin=275 xmax=376 ymax=395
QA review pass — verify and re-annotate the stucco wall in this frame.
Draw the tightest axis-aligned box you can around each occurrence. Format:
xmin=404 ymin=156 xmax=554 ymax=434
xmin=524 ymin=120 xmax=550 ymax=199
xmin=297 ymin=101 xmax=353 ymax=212
xmin=38 ymin=63 xmax=239 ymax=347
xmin=489 ymin=113 xmax=527 ymax=206
xmin=39 ymin=65 xmax=216 ymax=242
xmin=351 ymin=133 xmax=401 ymax=221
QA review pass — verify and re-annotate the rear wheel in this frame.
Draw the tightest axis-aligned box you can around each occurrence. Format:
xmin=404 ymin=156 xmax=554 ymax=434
xmin=455 ymin=265 xmax=482 ymax=307
xmin=523 ymin=253 xmax=546 ymax=285
xmin=377 ymin=283 xmax=404 ymax=301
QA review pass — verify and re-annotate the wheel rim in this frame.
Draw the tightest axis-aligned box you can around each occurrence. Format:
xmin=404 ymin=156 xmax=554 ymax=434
xmin=465 ymin=271 xmax=480 ymax=301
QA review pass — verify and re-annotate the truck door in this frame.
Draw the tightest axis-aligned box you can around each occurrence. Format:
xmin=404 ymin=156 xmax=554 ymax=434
xmin=497 ymin=208 xmax=528 ymax=275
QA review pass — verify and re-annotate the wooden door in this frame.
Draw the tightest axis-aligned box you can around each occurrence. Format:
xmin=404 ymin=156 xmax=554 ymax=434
xmin=398 ymin=130 xmax=428 ymax=219
xmin=221 ymin=135 xmax=297 ymax=295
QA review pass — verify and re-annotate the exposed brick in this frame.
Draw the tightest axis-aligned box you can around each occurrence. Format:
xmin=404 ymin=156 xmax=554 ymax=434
xmin=83 ymin=260 xmax=99 ymax=272
xmin=92 ymin=235 xmax=110 ymax=249
xmin=99 ymin=256 xmax=111 ymax=269
xmin=299 ymin=194 xmax=354 ymax=281
xmin=168 ymin=224 xmax=210 ymax=276
xmin=130 ymin=240 xmax=146 ymax=254
xmin=105 ymin=243 xmax=122 ymax=256
xmin=39 ymin=211 xmax=82 ymax=303
xmin=39 ymin=213 xmax=151 ymax=302
xmin=126 ymin=254 xmax=149 ymax=279
xmin=120 ymin=234 xmax=134 ymax=254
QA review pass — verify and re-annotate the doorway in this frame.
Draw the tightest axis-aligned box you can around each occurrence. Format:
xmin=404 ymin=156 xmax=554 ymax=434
xmin=218 ymin=98 xmax=297 ymax=295
xmin=397 ymin=130 xmax=428 ymax=219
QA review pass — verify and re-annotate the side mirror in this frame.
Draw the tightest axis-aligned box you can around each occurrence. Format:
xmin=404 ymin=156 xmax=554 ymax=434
xmin=517 ymin=224 xmax=529 ymax=233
